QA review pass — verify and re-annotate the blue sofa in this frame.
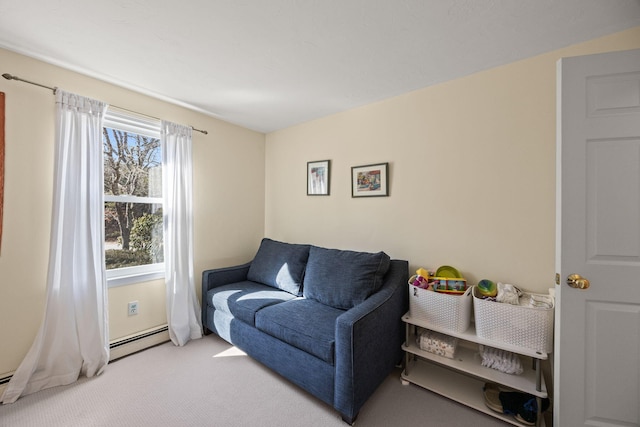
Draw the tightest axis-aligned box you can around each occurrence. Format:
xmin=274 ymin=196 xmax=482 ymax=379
xmin=201 ymin=238 xmax=409 ymax=424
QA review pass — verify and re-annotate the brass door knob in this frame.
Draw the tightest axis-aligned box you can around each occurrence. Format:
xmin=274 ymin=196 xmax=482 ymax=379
xmin=567 ymin=274 xmax=590 ymax=289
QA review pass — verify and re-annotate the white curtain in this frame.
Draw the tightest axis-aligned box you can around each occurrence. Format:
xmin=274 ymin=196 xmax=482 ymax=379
xmin=162 ymin=121 xmax=202 ymax=346
xmin=2 ymin=90 xmax=109 ymax=404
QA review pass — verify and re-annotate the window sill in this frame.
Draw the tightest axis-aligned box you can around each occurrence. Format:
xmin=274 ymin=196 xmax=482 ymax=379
xmin=107 ymin=269 xmax=165 ymax=288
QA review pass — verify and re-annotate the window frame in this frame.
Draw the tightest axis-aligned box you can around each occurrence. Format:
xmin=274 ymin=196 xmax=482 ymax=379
xmin=103 ymin=108 xmax=164 ymax=288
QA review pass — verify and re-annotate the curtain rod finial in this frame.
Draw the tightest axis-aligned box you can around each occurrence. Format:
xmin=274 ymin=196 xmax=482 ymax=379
xmin=2 ymin=73 xmax=15 ymax=80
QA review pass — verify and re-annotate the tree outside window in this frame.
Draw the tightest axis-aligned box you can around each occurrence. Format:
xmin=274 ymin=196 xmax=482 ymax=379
xmin=103 ymin=111 xmax=163 ymax=273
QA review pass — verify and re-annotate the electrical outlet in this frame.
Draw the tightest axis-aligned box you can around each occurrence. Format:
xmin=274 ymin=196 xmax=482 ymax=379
xmin=128 ymin=301 xmax=139 ymax=316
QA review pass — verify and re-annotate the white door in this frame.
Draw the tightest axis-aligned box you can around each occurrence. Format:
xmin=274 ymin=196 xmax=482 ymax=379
xmin=556 ymin=48 xmax=640 ymax=427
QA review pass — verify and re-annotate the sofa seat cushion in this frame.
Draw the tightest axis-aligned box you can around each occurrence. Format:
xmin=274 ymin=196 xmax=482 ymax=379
xmin=303 ymin=246 xmax=391 ymax=309
xmin=207 ymin=281 xmax=296 ymax=326
xmin=247 ymin=238 xmax=311 ymax=296
xmin=255 ymin=298 xmax=344 ymax=365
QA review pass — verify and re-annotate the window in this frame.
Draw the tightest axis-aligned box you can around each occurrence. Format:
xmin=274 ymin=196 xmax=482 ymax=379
xmin=103 ymin=108 xmax=164 ymax=286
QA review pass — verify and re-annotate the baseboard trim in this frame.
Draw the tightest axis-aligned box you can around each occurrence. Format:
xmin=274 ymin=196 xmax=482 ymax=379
xmin=109 ymin=325 xmax=170 ymax=361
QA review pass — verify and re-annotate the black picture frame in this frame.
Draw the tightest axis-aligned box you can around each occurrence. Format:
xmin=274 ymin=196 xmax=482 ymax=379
xmin=307 ymin=160 xmax=330 ymax=196
xmin=351 ymin=162 xmax=389 ymax=197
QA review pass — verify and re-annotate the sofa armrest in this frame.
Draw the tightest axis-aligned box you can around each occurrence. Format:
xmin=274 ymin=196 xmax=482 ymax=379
xmin=333 ymin=259 xmax=409 ymax=422
xmin=201 ymin=262 xmax=252 ymax=330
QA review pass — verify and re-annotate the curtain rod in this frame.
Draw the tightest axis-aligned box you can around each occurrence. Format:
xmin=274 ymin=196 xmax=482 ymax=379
xmin=2 ymin=73 xmax=208 ymax=135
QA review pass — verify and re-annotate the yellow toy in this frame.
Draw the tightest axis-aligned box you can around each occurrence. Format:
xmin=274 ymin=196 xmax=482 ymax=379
xmin=416 ymin=268 xmax=430 ymax=279
xmin=410 ymin=267 xmax=431 ymax=289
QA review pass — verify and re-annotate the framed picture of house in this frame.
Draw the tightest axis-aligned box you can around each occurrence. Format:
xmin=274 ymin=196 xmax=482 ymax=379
xmin=307 ymin=160 xmax=330 ymax=196
xmin=351 ymin=162 xmax=389 ymax=197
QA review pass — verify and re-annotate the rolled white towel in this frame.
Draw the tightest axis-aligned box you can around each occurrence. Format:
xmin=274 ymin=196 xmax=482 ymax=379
xmin=527 ymin=293 xmax=553 ymax=309
xmin=479 ymin=345 xmax=523 ymax=375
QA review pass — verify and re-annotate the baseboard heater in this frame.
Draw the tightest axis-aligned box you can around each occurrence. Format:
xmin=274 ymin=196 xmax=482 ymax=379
xmin=109 ymin=325 xmax=170 ymax=361
xmin=109 ymin=325 xmax=169 ymax=350
xmin=0 ymin=374 xmax=10 ymax=386
xmin=0 ymin=325 xmax=170 ymax=388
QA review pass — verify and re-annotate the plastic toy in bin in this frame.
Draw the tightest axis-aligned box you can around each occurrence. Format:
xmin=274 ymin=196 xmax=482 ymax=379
xmin=416 ymin=267 xmax=430 ymax=278
xmin=431 ymin=265 xmax=468 ymax=295
xmin=431 ymin=278 xmax=467 ymax=294
xmin=477 ymin=279 xmax=498 ymax=297
xmin=409 ymin=267 xmax=431 ymax=289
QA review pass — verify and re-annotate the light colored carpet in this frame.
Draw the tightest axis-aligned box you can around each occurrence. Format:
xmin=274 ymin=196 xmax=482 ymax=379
xmin=0 ymin=335 xmax=508 ymax=426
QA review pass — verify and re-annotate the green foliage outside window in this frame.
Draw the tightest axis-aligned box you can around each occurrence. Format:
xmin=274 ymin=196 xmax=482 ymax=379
xmin=130 ymin=210 xmax=164 ymax=263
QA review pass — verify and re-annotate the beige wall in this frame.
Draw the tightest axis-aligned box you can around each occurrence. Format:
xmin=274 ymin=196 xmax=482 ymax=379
xmin=0 ymin=48 xmax=266 ymax=376
xmin=2 ymin=26 xmax=639 ymax=380
xmin=265 ymin=27 xmax=640 ymax=294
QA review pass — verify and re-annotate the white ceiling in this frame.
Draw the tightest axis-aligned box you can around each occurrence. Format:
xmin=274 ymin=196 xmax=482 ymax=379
xmin=1 ymin=1 xmax=639 ymax=133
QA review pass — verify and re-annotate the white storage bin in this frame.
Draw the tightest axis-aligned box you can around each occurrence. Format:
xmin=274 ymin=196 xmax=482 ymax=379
xmin=472 ymin=286 xmax=554 ymax=354
xmin=408 ymin=285 xmax=472 ymax=333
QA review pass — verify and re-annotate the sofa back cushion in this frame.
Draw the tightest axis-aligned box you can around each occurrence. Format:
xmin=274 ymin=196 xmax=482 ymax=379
xmin=247 ymin=238 xmax=310 ymax=295
xmin=303 ymin=246 xmax=391 ymax=309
